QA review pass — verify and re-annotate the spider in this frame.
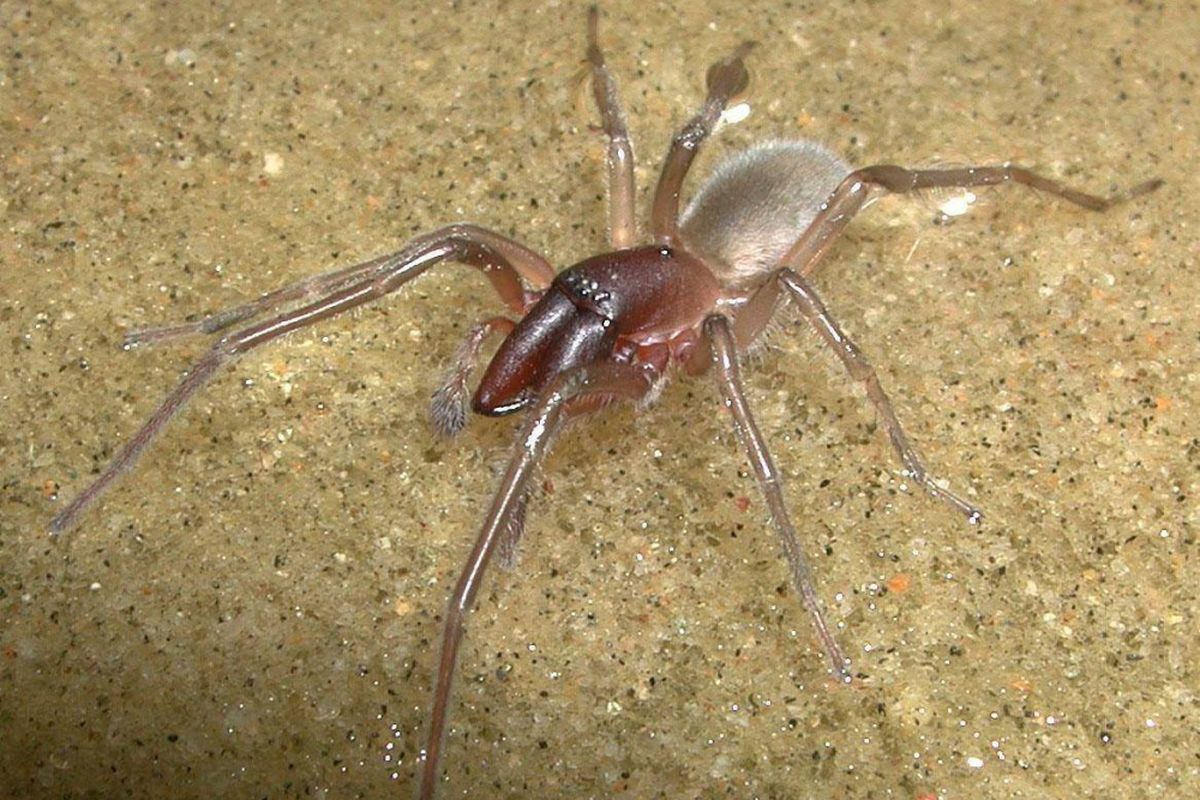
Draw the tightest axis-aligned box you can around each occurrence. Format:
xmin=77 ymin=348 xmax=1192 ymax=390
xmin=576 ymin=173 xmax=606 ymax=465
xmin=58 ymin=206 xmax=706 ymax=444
xmin=49 ymin=8 xmax=1161 ymax=798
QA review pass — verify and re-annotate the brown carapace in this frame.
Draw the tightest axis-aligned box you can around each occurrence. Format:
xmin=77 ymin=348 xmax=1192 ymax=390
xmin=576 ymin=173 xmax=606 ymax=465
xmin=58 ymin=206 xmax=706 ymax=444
xmin=50 ymin=8 xmax=1162 ymax=798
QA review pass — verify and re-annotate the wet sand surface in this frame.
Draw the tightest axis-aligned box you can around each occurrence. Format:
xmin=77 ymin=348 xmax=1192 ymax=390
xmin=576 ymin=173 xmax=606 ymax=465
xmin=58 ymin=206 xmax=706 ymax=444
xmin=2 ymin=1 xmax=1195 ymax=798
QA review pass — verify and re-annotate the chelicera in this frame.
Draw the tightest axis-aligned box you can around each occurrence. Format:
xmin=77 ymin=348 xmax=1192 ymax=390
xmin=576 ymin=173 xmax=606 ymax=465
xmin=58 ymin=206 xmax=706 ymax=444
xmin=51 ymin=8 xmax=1162 ymax=798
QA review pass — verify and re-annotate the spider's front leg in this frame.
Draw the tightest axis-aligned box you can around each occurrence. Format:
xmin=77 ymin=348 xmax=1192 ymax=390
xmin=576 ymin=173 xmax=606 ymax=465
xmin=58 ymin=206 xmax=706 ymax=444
xmin=123 ymin=249 xmax=403 ymax=348
xmin=50 ymin=224 xmax=555 ymax=535
xmin=123 ymin=224 xmax=553 ymax=347
xmin=417 ymin=360 xmax=661 ymax=800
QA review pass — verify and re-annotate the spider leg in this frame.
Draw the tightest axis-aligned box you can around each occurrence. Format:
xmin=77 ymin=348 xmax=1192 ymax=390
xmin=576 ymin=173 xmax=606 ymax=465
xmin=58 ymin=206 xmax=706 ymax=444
xmin=728 ymin=268 xmax=981 ymax=523
xmin=50 ymin=225 xmax=555 ymax=535
xmin=651 ymin=40 xmax=755 ymax=244
xmin=782 ymin=163 xmax=1163 ymax=278
xmin=125 ymin=250 xmax=400 ymax=347
xmin=418 ymin=360 xmax=659 ymax=800
xmin=586 ymin=7 xmax=636 ymax=249
xmin=494 ymin=489 xmax=528 ymax=571
xmin=125 ymin=224 xmax=555 ymax=347
xmin=494 ymin=354 xmax=669 ymax=571
xmin=704 ymin=314 xmax=851 ymax=682
xmin=791 ymin=270 xmax=982 ymax=521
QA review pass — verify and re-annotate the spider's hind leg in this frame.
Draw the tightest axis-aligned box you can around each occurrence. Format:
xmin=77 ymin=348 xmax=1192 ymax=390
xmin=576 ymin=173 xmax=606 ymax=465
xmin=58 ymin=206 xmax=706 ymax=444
xmin=781 ymin=163 xmax=1164 ymax=279
xmin=586 ymin=6 xmax=637 ymax=249
xmin=778 ymin=269 xmax=982 ymax=524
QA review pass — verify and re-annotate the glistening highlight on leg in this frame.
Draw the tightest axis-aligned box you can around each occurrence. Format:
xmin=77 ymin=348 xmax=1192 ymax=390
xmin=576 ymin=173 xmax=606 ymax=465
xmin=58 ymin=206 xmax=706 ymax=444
xmin=704 ymin=315 xmax=850 ymax=682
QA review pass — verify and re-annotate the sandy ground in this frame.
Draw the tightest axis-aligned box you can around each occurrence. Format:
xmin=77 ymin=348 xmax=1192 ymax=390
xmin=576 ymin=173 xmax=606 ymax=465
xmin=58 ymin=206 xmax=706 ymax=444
xmin=1 ymin=1 xmax=1195 ymax=798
